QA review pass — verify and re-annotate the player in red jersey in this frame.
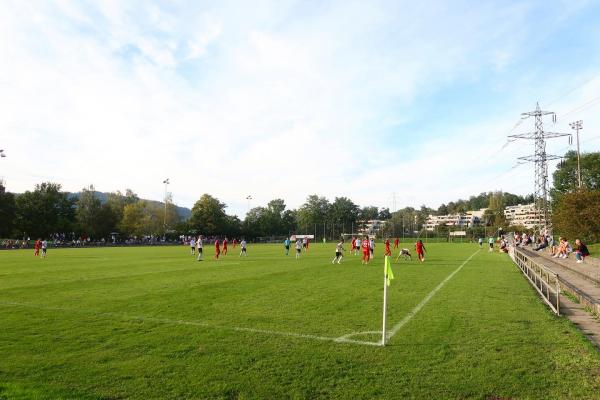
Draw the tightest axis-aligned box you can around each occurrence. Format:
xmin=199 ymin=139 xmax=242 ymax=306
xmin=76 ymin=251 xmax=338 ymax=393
xmin=222 ymin=238 xmax=228 ymax=255
xmin=232 ymin=238 xmax=237 ymax=248
xmin=351 ymin=237 xmax=356 ymax=254
xmin=361 ymin=236 xmax=370 ymax=265
xmin=384 ymin=239 xmax=392 ymax=256
xmin=214 ymin=239 xmax=221 ymax=260
xmin=393 ymin=238 xmax=399 ymax=249
xmin=34 ymin=239 xmax=40 ymax=256
xmin=415 ymin=239 xmax=426 ymax=262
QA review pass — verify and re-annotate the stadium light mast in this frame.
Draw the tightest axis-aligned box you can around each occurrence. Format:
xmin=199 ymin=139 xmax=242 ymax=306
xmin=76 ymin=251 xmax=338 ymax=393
xmin=246 ymin=195 xmax=252 ymax=213
xmin=508 ymin=103 xmax=570 ymax=234
xmin=569 ymin=120 xmax=583 ymax=189
xmin=162 ymin=178 xmax=170 ymax=238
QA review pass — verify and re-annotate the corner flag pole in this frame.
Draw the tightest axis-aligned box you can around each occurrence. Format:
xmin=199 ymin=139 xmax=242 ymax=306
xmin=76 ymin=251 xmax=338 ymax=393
xmin=382 ymin=256 xmax=389 ymax=346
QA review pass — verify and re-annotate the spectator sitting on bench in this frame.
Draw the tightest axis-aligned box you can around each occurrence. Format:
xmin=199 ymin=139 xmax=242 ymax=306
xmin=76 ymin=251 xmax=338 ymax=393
xmin=574 ymin=239 xmax=590 ymax=264
xmin=534 ymin=235 xmax=549 ymax=251
xmin=553 ymin=237 xmax=572 ymax=259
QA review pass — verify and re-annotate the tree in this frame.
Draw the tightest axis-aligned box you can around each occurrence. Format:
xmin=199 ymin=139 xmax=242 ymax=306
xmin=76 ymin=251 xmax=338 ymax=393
xmin=378 ymin=207 xmax=392 ymax=220
xmin=76 ymin=185 xmax=103 ymax=238
xmin=0 ymin=181 xmax=16 ymax=237
xmin=552 ymin=150 xmax=600 ymax=203
xmin=359 ymin=206 xmax=379 ymax=221
xmin=329 ymin=197 xmax=359 ymax=226
xmin=120 ymin=201 xmax=161 ymax=237
xmin=189 ymin=194 xmax=230 ymax=235
xmin=553 ymin=189 xmax=600 ymax=244
xmin=297 ymin=195 xmax=330 ymax=233
xmin=14 ymin=182 xmax=76 ymax=238
xmin=437 ymin=203 xmax=449 ymax=215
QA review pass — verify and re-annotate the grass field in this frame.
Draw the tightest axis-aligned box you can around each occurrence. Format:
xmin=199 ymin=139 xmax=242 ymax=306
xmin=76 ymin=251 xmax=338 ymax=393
xmin=1 ymin=243 xmax=600 ymax=399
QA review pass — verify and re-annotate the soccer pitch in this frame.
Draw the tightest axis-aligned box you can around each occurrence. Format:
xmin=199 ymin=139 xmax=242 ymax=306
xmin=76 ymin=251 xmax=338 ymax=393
xmin=1 ymin=244 xmax=600 ymax=399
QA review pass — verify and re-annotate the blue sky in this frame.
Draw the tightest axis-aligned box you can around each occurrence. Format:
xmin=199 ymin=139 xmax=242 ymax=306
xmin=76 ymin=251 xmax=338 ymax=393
xmin=1 ymin=0 xmax=600 ymax=217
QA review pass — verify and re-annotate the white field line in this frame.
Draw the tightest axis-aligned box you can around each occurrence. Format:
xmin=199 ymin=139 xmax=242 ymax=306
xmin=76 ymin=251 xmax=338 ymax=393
xmin=385 ymin=249 xmax=480 ymax=341
xmin=0 ymin=300 xmax=348 ymax=345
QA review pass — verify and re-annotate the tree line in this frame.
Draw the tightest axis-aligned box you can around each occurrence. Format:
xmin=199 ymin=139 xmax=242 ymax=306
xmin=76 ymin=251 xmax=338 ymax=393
xmin=0 ymin=149 xmax=597 ymax=242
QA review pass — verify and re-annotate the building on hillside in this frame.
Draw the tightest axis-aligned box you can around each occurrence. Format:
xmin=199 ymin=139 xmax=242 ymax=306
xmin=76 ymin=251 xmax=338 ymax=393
xmin=504 ymin=203 xmax=544 ymax=229
xmin=425 ymin=209 xmax=486 ymax=231
xmin=357 ymin=219 xmax=384 ymax=237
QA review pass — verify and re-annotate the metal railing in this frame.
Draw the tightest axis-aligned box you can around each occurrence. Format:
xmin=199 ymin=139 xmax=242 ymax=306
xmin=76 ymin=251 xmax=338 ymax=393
xmin=512 ymin=247 xmax=561 ymax=315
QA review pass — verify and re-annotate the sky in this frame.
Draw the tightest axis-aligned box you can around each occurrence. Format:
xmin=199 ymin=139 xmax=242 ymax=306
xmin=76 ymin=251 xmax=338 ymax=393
xmin=1 ymin=0 xmax=600 ymax=218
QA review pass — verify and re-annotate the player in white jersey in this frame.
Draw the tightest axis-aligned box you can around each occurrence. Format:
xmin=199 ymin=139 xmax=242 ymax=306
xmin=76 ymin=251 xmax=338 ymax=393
xmin=295 ymin=239 xmax=302 ymax=259
xmin=239 ymin=239 xmax=247 ymax=256
xmin=41 ymin=240 xmax=48 ymax=258
xmin=332 ymin=239 xmax=345 ymax=264
xmin=190 ymin=237 xmax=196 ymax=255
xmin=369 ymin=238 xmax=375 ymax=259
xmin=196 ymin=236 xmax=204 ymax=261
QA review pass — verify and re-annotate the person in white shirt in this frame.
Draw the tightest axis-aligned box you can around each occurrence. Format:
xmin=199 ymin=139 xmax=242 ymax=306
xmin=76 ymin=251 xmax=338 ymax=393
xmin=190 ymin=237 xmax=196 ymax=255
xmin=41 ymin=240 xmax=48 ymax=258
xmin=332 ymin=239 xmax=345 ymax=264
xmin=369 ymin=238 xmax=375 ymax=259
xmin=302 ymin=237 xmax=308 ymax=252
xmin=295 ymin=239 xmax=302 ymax=259
xmin=196 ymin=236 xmax=204 ymax=261
xmin=240 ymin=239 xmax=247 ymax=257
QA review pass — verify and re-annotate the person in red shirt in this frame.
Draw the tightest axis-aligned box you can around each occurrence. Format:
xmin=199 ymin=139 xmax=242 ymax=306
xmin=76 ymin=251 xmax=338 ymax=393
xmin=222 ymin=238 xmax=228 ymax=255
xmin=351 ymin=238 xmax=356 ymax=254
xmin=215 ymin=239 xmax=221 ymax=260
xmin=34 ymin=239 xmax=40 ymax=256
xmin=232 ymin=238 xmax=237 ymax=248
xmin=415 ymin=239 xmax=426 ymax=262
xmin=393 ymin=238 xmax=399 ymax=249
xmin=361 ymin=236 xmax=370 ymax=265
xmin=384 ymin=239 xmax=392 ymax=256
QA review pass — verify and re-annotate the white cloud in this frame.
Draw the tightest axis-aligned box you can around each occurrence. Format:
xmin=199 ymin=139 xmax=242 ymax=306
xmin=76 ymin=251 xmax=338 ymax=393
xmin=1 ymin=0 xmax=599 ymax=218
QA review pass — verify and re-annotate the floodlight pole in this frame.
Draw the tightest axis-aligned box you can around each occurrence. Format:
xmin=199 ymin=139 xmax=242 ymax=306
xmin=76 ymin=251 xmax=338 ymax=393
xmin=162 ymin=178 xmax=170 ymax=238
xmin=246 ymin=195 xmax=252 ymax=214
xmin=569 ymin=120 xmax=583 ymax=189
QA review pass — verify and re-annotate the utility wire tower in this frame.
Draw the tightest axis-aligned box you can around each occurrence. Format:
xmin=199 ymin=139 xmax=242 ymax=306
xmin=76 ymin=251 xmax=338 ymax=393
xmin=508 ymin=103 xmax=570 ymax=234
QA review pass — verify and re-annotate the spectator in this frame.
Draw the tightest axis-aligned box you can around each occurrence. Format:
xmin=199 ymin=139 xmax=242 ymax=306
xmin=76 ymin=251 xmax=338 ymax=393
xmin=574 ymin=239 xmax=590 ymax=264
xmin=534 ymin=235 xmax=549 ymax=251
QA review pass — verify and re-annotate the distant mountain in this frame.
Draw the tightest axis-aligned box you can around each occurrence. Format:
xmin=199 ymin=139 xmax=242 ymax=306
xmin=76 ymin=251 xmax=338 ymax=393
xmin=67 ymin=191 xmax=192 ymax=220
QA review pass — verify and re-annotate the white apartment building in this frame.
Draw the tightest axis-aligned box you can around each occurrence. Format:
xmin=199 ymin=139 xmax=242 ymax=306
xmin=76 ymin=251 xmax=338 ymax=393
xmin=504 ymin=203 xmax=544 ymax=229
xmin=425 ymin=209 xmax=486 ymax=231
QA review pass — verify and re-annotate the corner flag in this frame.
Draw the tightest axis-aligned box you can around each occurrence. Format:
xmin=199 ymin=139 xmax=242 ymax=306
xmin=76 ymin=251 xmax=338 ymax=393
xmin=385 ymin=256 xmax=394 ymax=286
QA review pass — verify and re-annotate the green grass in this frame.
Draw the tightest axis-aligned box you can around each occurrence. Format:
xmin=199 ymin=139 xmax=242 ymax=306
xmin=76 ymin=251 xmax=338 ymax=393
xmin=1 ymin=243 xmax=600 ymax=399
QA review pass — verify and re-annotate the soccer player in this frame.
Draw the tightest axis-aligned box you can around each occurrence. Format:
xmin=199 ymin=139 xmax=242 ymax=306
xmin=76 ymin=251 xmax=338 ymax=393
xmin=415 ymin=239 xmax=426 ymax=262
xmin=196 ymin=236 xmax=204 ymax=261
xmin=284 ymin=237 xmax=291 ymax=256
xmin=353 ymin=237 xmax=359 ymax=256
xmin=190 ymin=236 xmax=196 ymax=255
xmin=394 ymin=237 xmax=399 ymax=249
xmin=232 ymin=238 xmax=237 ymax=248
xmin=41 ymin=239 xmax=48 ymax=259
xmin=215 ymin=238 xmax=221 ymax=260
xmin=351 ymin=237 xmax=356 ymax=254
xmin=222 ymin=237 xmax=228 ymax=255
xmin=34 ymin=239 xmax=40 ymax=257
xmin=361 ymin=236 xmax=370 ymax=265
xmin=384 ymin=238 xmax=392 ymax=256
xmin=488 ymin=237 xmax=494 ymax=252
xmin=240 ymin=239 xmax=247 ymax=256
xmin=332 ymin=239 xmax=345 ymax=264
xmin=295 ymin=239 xmax=302 ymax=259
xmin=478 ymin=237 xmax=483 ymax=248
xmin=369 ymin=237 xmax=375 ymax=259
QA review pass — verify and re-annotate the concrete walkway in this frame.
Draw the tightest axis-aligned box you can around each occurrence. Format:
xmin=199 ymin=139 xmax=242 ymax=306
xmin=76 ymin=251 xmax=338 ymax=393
xmin=519 ymin=247 xmax=600 ymax=348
